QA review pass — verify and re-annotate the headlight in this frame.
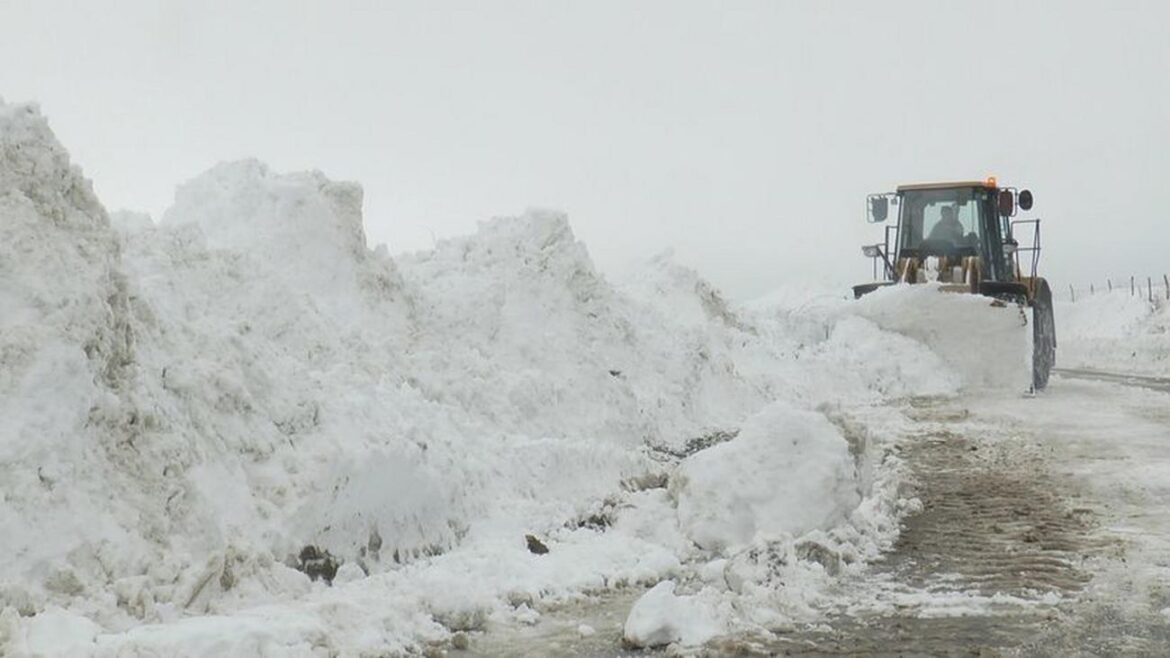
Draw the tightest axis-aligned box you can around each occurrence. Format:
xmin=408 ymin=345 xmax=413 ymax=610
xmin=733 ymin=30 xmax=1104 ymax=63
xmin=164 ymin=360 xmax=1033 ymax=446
xmin=862 ymin=245 xmax=881 ymax=258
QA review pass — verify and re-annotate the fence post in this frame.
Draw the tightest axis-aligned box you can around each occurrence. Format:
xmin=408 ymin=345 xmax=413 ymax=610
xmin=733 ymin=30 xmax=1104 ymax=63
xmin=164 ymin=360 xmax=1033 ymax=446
xmin=1107 ymin=278 xmax=1113 ymax=292
xmin=1131 ymin=276 xmax=1136 ymax=296
xmin=1090 ymin=283 xmax=1095 ymax=295
xmin=1069 ymin=284 xmax=1075 ymax=302
xmin=1150 ymin=277 xmax=1155 ymax=303
xmin=1164 ymin=274 xmax=1169 ymax=300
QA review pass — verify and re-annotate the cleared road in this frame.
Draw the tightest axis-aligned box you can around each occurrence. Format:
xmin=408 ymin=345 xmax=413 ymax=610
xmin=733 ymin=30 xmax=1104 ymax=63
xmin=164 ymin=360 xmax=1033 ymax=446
xmin=1054 ymin=368 xmax=1170 ymax=394
xmin=748 ymin=374 xmax=1170 ymax=655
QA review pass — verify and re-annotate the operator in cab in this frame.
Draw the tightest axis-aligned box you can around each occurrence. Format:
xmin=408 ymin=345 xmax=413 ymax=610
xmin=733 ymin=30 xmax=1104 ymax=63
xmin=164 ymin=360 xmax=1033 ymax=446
xmin=927 ymin=205 xmax=965 ymax=243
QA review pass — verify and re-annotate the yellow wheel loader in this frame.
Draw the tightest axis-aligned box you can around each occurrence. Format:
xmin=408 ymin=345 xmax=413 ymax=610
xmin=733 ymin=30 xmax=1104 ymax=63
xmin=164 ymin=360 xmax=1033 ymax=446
xmin=854 ymin=178 xmax=1055 ymax=390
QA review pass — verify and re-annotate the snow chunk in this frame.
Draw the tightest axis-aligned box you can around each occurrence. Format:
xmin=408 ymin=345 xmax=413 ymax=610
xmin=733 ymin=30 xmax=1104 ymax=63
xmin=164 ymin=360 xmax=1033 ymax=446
xmin=622 ymin=580 xmax=726 ymax=648
xmin=672 ymin=402 xmax=860 ymax=552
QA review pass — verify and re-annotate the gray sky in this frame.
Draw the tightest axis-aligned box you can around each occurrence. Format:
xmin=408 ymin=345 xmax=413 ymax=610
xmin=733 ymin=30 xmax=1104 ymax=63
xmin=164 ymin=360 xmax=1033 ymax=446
xmin=2 ymin=1 xmax=1167 ymax=299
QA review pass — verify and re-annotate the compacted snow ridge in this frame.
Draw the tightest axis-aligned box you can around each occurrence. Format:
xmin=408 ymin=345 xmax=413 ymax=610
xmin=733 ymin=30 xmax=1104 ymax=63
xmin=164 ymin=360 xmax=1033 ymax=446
xmin=0 ymin=100 xmax=995 ymax=656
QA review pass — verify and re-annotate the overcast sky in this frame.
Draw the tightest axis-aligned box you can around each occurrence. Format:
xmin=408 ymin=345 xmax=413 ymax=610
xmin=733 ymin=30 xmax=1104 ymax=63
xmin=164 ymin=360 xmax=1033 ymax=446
xmin=2 ymin=1 xmax=1167 ymax=299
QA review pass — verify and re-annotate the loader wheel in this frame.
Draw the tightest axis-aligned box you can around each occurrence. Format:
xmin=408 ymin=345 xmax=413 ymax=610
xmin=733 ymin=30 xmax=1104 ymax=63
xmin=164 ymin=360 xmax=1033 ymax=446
xmin=1032 ymin=280 xmax=1056 ymax=390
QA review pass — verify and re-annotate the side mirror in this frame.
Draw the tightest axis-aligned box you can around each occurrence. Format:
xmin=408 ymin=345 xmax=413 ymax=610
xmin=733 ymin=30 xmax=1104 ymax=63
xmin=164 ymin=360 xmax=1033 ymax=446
xmin=862 ymin=244 xmax=882 ymax=258
xmin=869 ymin=196 xmax=889 ymax=223
xmin=1003 ymin=239 xmax=1019 ymax=256
xmin=997 ymin=189 xmax=1015 ymax=217
xmin=1018 ymin=189 xmax=1033 ymax=211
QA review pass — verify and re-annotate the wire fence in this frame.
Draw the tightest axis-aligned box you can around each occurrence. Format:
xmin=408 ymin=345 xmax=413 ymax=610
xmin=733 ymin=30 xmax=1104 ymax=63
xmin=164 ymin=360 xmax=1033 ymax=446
xmin=1062 ymin=275 xmax=1170 ymax=303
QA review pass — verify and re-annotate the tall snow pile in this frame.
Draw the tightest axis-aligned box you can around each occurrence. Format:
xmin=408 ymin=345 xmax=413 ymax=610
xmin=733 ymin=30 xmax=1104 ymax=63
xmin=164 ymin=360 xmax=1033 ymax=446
xmin=0 ymin=101 xmax=148 ymax=616
xmin=1056 ymin=291 xmax=1170 ymax=375
xmin=2 ymin=100 xmax=960 ymax=656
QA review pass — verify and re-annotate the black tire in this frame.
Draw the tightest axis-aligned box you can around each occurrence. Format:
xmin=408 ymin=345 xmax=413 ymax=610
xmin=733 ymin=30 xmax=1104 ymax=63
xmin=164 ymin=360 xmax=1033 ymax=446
xmin=1032 ymin=280 xmax=1056 ymax=390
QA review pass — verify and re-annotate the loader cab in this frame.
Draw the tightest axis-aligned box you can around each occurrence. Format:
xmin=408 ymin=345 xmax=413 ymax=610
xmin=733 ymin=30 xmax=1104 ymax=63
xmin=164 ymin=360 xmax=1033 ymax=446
xmin=858 ymin=178 xmax=1037 ymax=299
xmin=895 ymin=182 xmax=1012 ymax=282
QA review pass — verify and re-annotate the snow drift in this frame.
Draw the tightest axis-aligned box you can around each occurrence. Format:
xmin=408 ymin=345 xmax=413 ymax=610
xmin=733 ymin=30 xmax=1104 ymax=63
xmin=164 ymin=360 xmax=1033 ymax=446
xmin=1 ymin=99 xmax=960 ymax=656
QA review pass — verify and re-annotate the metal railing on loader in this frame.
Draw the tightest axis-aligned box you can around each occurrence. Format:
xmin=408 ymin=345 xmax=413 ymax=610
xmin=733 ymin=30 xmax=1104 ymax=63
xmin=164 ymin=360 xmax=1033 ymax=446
xmin=1011 ymin=218 xmax=1042 ymax=286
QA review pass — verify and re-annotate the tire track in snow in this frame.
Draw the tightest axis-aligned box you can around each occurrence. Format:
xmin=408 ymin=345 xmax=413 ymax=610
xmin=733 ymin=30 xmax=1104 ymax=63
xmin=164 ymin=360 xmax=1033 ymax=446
xmin=884 ymin=421 xmax=1098 ymax=597
xmin=746 ymin=397 xmax=1106 ymax=656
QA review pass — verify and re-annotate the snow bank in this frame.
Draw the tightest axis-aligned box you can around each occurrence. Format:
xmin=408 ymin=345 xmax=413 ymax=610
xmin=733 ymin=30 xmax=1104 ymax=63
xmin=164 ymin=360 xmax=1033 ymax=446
xmin=1056 ymin=291 xmax=1170 ymax=375
xmin=2 ymin=99 xmax=953 ymax=656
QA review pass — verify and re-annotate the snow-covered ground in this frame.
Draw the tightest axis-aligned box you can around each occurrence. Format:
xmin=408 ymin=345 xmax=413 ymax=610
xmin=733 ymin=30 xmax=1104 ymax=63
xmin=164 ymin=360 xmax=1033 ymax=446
xmin=1056 ymin=291 xmax=1170 ymax=376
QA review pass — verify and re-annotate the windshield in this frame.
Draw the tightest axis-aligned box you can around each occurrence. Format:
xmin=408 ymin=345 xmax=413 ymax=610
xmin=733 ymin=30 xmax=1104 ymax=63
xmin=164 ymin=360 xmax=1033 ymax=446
xmin=898 ymin=187 xmax=991 ymax=256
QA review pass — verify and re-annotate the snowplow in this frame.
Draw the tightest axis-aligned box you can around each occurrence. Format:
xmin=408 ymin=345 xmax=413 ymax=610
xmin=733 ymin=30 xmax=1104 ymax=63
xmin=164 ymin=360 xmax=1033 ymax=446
xmin=853 ymin=178 xmax=1055 ymax=390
